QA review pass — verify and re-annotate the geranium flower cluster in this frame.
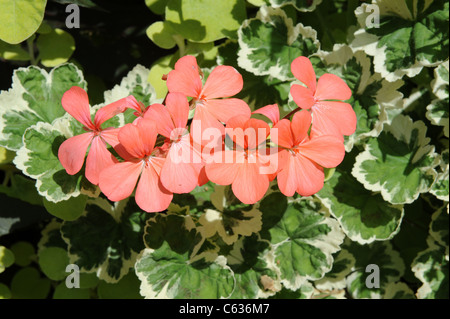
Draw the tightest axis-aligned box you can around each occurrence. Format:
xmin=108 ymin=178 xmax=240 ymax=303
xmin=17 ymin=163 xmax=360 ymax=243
xmin=58 ymin=55 xmax=356 ymax=212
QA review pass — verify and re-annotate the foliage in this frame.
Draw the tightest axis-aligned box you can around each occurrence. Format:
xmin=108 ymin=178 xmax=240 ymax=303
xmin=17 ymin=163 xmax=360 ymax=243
xmin=0 ymin=0 xmax=448 ymax=300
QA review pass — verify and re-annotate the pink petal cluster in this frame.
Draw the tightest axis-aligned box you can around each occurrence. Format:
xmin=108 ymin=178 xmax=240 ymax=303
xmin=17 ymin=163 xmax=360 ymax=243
xmin=58 ymin=55 xmax=355 ymax=212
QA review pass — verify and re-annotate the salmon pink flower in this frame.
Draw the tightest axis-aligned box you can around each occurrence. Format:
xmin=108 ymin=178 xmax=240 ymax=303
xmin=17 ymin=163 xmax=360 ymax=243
xmin=166 ymin=55 xmax=251 ymax=144
xmin=273 ymin=110 xmax=345 ymax=197
xmin=58 ymin=86 xmax=134 ymax=185
xmin=144 ymin=92 xmax=206 ymax=193
xmin=98 ymin=119 xmax=172 ymax=212
xmin=290 ymin=56 xmax=356 ymax=138
xmin=205 ymin=114 xmax=274 ymax=204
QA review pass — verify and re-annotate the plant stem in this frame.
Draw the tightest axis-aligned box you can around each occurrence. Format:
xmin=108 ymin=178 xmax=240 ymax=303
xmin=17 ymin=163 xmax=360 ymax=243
xmin=282 ymin=107 xmax=301 ymax=120
xmin=26 ymin=37 xmax=37 ymax=65
xmin=172 ymin=34 xmax=186 ymax=57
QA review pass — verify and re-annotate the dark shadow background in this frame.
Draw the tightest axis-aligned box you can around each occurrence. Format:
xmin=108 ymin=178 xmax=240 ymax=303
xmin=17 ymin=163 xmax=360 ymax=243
xmin=0 ymin=0 xmax=173 ymax=93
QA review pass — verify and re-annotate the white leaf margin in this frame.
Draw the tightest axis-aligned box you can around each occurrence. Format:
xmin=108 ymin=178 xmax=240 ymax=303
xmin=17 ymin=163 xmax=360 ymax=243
xmin=350 ymin=2 xmax=441 ymax=82
xmin=268 ymin=0 xmax=323 ymax=12
xmin=237 ymin=6 xmax=320 ymax=81
xmin=412 ymin=236 xmax=449 ymax=299
xmin=14 ymin=122 xmax=82 ymax=203
xmin=352 ymin=114 xmax=439 ymax=205
xmin=61 ymin=198 xmax=137 ymax=283
xmin=269 ymin=201 xmax=345 ymax=291
xmin=346 ymin=241 xmax=405 ymax=299
xmin=0 ymin=63 xmax=86 ymax=151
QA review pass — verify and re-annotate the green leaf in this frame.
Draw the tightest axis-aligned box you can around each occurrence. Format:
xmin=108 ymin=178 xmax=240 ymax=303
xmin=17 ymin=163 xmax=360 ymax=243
xmin=43 ymin=195 xmax=87 ymax=221
xmin=226 ymin=235 xmax=279 ymax=298
xmin=61 ymin=199 xmax=150 ymax=283
xmin=427 ymin=61 xmax=449 ymax=137
xmin=267 ymin=198 xmax=345 ymax=290
xmin=352 ymin=115 xmax=438 ymax=205
xmin=0 ymin=0 xmax=47 ymax=44
xmin=165 ymin=0 xmax=247 ymax=43
xmin=136 ymin=245 xmax=235 ymax=299
xmin=345 ymin=240 xmax=405 ymax=299
xmin=0 ymin=246 xmax=15 ymax=273
xmin=316 ymin=169 xmax=404 ymax=244
xmin=0 ymin=63 xmax=86 ymax=151
xmin=146 ymin=21 xmax=176 ymax=49
xmin=51 ymin=0 xmax=97 ymax=8
xmin=38 ymin=247 xmax=70 ymax=281
xmin=10 ymin=267 xmax=51 ymax=299
xmin=429 ymin=206 xmax=449 ymax=251
xmin=148 ymin=54 xmax=175 ymax=100
xmin=268 ymin=0 xmax=322 ymax=11
xmin=14 ymin=122 xmax=83 ymax=203
xmin=0 ymin=283 xmax=11 ymax=299
xmin=0 ymin=40 xmax=30 ymax=61
xmin=430 ymin=150 xmax=449 ymax=201
xmin=383 ymin=282 xmax=415 ymax=299
xmin=0 ymin=173 xmax=43 ymax=206
xmin=314 ymin=249 xmax=355 ymax=291
xmin=238 ymin=6 xmax=320 ymax=81
xmin=352 ymin=0 xmax=449 ymax=81
xmin=137 ymin=213 xmax=235 ymax=298
xmin=36 ymin=28 xmax=76 ymax=67
xmin=97 ymin=271 xmax=143 ymax=299
xmin=0 ymin=146 xmax=15 ymax=163
xmin=38 ymin=219 xmax=67 ymax=252
xmin=10 ymin=241 xmax=35 ymax=267
xmin=53 ymin=282 xmax=90 ymax=299
xmin=412 ymin=237 xmax=449 ymax=299
xmin=145 ymin=0 xmax=169 ymax=15
xmin=198 ymin=206 xmax=262 ymax=245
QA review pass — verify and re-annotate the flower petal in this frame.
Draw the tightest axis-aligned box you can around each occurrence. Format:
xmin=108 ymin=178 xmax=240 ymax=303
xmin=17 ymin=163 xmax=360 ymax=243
xmin=160 ymin=140 xmax=199 ymax=193
xmin=135 ymin=164 xmax=173 ymax=212
xmin=58 ymin=132 xmax=93 ymax=175
xmin=201 ymin=65 xmax=243 ymax=99
xmin=231 ymin=159 xmax=269 ymax=204
xmin=291 ymin=56 xmax=317 ymax=93
xmin=291 ymin=109 xmax=312 ymax=145
xmin=276 ymin=150 xmax=300 ymax=197
xmin=85 ymin=136 xmax=119 ymax=185
xmin=117 ymin=123 xmax=145 ymax=159
xmin=245 ymin=118 xmax=270 ymax=150
xmin=166 ymin=55 xmax=202 ymax=98
xmin=191 ymin=104 xmax=225 ymax=146
xmin=100 ymin=127 xmax=120 ymax=148
xmin=315 ymin=73 xmax=352 ymax=101
xmin=294 ymin=155 xmax=324 ymax=196
xmin=94 ymin=96 xmax=132 ymax=128
xmin=61 ymin=86 xmax=95 ymax=130
xmin=252 ymin=104 xmax=280 ymax=125
xmin=299 ymin=135 xmax=345 ymax=168
xmin=165 ymin=92 xmax=189 ymax=129
xmin=272 ymin=119 xmax=294 ymax=149
xmin=99 ymin=161 xmax=142 ymax=202
xmin=311 ymin=101 xmax=356 ymax=137
xmin=144 ymin=103 xmax=174 ymax=138
xmin=116 ymin=119 xmax=157 ymax=159
xmin=290 ymin=84 xmax=315 ymax=109
xmin=205 ymin=98 xmax=251 ymax=124
xmin=205 ymin=150 xmax=241 ymax=185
